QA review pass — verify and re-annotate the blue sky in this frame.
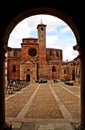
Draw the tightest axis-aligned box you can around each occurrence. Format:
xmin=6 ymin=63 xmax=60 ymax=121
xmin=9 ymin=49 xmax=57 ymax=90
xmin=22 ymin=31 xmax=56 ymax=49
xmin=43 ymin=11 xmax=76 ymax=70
xmin=8 ymin=14 xmax=79 ymax=61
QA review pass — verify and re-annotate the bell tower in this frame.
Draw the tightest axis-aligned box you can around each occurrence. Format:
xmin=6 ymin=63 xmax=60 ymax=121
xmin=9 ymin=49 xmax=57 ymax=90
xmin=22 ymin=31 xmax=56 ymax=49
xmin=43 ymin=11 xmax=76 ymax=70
xmin=37 ymin=22 xmax=47 ymax=78
xmin=37 ymin=21 xmax=46 ymax=48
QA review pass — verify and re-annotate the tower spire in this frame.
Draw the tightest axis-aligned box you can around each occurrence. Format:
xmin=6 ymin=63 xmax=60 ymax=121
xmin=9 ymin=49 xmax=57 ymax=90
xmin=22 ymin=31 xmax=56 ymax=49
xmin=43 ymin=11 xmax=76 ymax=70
xmin=41 ymin=19 xmax=43 ymax=24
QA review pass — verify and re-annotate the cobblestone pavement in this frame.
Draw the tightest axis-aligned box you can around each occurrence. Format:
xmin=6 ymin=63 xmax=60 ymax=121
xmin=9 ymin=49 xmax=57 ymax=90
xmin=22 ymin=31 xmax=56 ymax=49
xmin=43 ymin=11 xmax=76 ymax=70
xmin=5 ymin=81 xmax=80 ymax=130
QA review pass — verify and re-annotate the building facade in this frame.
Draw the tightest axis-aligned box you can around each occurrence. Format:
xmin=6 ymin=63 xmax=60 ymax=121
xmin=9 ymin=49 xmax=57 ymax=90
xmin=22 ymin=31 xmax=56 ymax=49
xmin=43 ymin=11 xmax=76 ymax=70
xmin=61 ymin=56 xmax=80 ymax=85
xmin=7 ymin=23 xmax=63 ymax=82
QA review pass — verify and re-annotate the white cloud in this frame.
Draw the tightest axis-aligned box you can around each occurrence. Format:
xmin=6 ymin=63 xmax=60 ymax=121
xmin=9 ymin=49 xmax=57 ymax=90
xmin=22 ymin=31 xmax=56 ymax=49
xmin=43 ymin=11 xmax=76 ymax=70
xmin=8 ymin=14 xmax=78 ymax=61
xmin=46 ymin=35 xmax=59 ymax=48
xmin=60 ymin=26 xmax=71 ymax=33
xmin=63 ymin=44 xmax=79 ymax=61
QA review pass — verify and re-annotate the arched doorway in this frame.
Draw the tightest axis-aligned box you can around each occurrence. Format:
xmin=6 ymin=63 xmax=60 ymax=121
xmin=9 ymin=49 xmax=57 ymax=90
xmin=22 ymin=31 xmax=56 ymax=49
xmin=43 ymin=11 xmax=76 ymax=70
xmin=26 ymin=74 xmax=30 ymax=82
xmin=1 ymin=6 xmax=84 ymax=130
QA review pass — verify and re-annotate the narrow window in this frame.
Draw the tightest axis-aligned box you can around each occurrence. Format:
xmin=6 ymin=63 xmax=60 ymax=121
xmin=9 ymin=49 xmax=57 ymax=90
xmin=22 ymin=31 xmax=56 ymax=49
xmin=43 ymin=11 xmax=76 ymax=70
xmin=50 ymin=50 xmax=52 ymax=56
xmin=14 ymin=51 xmax=17 ymax=57
xmin=56 ymin=51 xmax=59 ymax=57
xmin=52 ymin=66 xmax=56 ymax=72
xmin=64 ymin=69 xmax=66 ymax=74
xmin=13 ymin=65 xmax=16 ymax=72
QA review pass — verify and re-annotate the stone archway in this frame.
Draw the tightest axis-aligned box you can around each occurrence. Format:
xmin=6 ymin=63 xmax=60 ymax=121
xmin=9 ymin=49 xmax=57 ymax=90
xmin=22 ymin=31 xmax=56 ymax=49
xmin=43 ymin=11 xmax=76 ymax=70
xmin=1 ymin=7 xmax=83 ymax=130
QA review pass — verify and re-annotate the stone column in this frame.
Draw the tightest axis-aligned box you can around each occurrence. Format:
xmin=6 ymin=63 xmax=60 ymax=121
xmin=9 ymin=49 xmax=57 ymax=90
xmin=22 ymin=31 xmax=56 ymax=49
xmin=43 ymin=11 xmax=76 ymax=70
xmin=0 ymin=47 xmax=12 ymax=129
xmin=73 ymin=44 xmax=85 ymax=130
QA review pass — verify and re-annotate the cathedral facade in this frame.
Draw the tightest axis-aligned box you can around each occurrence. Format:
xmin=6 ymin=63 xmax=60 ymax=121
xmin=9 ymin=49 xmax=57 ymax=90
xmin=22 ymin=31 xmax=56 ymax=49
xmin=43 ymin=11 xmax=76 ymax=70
xmin=7 ymin=23 xmax=62 ymax=82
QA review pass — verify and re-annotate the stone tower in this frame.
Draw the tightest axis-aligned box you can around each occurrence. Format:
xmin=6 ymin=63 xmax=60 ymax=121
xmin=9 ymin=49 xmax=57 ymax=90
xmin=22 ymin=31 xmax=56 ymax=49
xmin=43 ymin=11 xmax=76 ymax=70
xmin=37 ymin=22 xmax=47 ymax=78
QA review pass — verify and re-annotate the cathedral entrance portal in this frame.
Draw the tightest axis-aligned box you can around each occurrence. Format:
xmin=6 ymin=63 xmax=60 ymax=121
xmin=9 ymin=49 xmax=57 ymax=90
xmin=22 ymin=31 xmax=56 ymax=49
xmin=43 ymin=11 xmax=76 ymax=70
xmin=26 ymin=74 xmax=30 ymax=82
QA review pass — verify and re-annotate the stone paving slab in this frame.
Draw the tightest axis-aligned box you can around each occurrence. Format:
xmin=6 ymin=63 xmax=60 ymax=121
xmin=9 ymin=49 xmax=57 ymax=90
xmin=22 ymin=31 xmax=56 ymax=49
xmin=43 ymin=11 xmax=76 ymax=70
xmin=5 ymin=82 xmax=80 ymax=130
xmin=11 ymin=121 xmax=77 ymax=130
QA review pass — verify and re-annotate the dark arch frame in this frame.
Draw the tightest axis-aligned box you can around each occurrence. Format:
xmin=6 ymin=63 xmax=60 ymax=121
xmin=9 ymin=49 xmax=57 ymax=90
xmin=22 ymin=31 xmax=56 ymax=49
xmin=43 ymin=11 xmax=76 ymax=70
xmin=3 ymin=7 xmax=80 ymax=49
xmin=1 ymin=6 xmax=83 ymax=130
